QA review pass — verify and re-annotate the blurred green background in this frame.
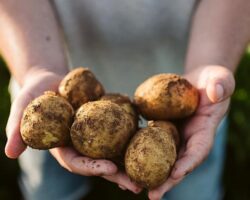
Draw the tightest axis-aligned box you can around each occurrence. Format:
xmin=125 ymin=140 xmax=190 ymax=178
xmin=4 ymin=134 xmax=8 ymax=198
xmin=1 ymin=50 xmax=250 ymax=200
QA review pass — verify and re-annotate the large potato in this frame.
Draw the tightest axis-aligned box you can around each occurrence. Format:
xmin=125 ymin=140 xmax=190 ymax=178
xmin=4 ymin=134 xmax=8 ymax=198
xmin=100 ymin=93 xmax=138 ymax=131
xmin=125 ymin=122 xmax=177 ymax=189
xmin=20 ymin=91 xmax=74 ymax=149
xmin=134 ymin=74 xmax=199 ymax=120
xmin=59 ymin=67 xmax=105 ymax=109
xmin=71 ymin=100 xmax=135 ymax=159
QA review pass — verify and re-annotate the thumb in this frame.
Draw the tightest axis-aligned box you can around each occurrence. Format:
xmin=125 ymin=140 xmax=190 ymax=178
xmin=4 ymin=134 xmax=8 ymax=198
xmin=206 ymin=67 xmax=235 ymax=103
xmin=5 ymin=89 xmax=33 ymax=158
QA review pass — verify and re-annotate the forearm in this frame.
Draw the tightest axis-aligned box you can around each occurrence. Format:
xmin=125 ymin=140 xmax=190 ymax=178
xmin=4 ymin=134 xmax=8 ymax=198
xmin=0 ymin=0 xmax=68 ymax=85
xmin=185 ymin=0 xmax=250 ymax=73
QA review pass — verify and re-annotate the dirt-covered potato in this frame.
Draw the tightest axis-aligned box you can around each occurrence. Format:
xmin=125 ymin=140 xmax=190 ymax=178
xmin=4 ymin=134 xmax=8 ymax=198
xmin=71 ymin=100 xmax=135 ymax=159
xmin=125 ymin=124 xmax=177 ymax=189
xmin=20 ymin=91 xmax=74 ymax=149
xmin=59 ymin=67 xmax=105 ymax=109
xmin=148 ymin=120 xmax=180 ymax=148
xmin=134 ymin=74 xmax=199 ymax=120
xmin=100 ymin=93 xmax=138 ymax=131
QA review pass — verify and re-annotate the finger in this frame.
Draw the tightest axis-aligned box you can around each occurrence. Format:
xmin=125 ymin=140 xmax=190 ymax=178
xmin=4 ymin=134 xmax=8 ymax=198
xmin=5 ymin=90 xmax=34 ymax=158
xmin=148 ymin=176 xmax=183 ymax=200
xmin=103 ymin=172 xmax=142 ymax=194
xmin=206 ymin=66 xmax=235 ymax=103
xmin=50 ymin=147 xmax=117 ymax=176
xmin=172 ymin=95 xmax=228 ymax=179
xmin=171 ymin=128 xmax=213 ymax=180
xmin=118 ymin=185 xmax=127 ymax=190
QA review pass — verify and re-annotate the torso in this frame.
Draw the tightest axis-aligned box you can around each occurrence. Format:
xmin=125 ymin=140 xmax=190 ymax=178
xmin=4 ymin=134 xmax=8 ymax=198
xmin=53 ymin=0 xmax=197 ymax=95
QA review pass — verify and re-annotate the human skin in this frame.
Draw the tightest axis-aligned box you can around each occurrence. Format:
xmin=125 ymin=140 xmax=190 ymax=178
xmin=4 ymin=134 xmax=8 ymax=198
xmin=0 ymin=0 xmax=141 ymax=194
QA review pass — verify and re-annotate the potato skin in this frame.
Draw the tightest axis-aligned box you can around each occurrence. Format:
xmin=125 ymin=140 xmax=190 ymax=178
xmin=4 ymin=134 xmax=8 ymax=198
xmin=148 ymin=121 xmax=180 ymax=148
xmin=125 ymin=125 xmax=177 ymax=189
xmin=100 ymin=93 xmax=138 ymax=131
xmin=134 ymin=74 xmax=199 ymax=120
xmin=20 ymin=91 xmax=74 ymax=149
xmin=59 ymin=67 xmax=105 ymax=109
xmin=71 ymin=101 xmax=135 ymax=159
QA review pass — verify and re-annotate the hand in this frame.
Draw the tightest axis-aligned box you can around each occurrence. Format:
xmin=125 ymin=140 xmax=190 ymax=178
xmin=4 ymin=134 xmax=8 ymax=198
xmin=49 ymin=147 xmax=142 ymax=193
xmin=148 ymin=66 xmax=235 ymax=200
xmin=5 ymin=68 xmax=142 ymax=194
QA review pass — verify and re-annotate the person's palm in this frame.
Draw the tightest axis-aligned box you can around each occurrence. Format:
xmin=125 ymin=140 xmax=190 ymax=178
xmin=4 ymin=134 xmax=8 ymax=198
xmin=148 ymin=66 xmax=235 ymax=200
xmin=5 ymin=70 xmax=141 ymax=194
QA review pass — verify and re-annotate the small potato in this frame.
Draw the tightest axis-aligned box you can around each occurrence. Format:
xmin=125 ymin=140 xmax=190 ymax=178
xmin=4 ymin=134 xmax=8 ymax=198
xmin=71 ymin=101 xmax=135 ymax=159
xmin=100 ymin=93 xmax=138 ymax=131
xmin=59 ymin=67 xmax=105 ymax=109
xmin=148 ymin=120 xmax=180 ymax=148
xmin=20 ymin=91 xmax=74 ymax=149
xmin=125 ymin=124 xmax=177 ymax=189
xmin=134 ymin=74 xmax=199 ymax=120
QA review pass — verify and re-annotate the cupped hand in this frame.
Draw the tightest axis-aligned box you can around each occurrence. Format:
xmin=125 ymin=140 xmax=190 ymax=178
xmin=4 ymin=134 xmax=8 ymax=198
xmin=49 ymin=147 xmax=141 ymax=193
xmin=148 ymin=65 xmax=235 ymax=200
xmin=5 ymin=69 xmax=63 ymax=158
xmin=5 ymin=69 xmax=142 ymax=194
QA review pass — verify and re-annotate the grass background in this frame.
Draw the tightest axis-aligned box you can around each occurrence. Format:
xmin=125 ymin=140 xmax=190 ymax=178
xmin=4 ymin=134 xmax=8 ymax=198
xmin=1 ymin=51 xmax=250 ymax=200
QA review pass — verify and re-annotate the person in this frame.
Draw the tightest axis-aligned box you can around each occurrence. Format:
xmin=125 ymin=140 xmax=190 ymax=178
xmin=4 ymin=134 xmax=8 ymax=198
xmin=0 ymin=0 xmax=249 ymax=200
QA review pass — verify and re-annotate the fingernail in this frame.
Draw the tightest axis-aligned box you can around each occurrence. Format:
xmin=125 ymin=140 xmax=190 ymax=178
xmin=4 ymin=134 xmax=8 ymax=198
xmin=216 ymin=84 xmax=224 ymax=102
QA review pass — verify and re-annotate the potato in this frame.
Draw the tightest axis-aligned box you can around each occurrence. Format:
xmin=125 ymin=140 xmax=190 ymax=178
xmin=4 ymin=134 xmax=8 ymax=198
xmin=59 ymin=67 xmax=105 ymax=109
xmin=71 ymin=100 xmax=135 ymax=159
xmin=125 ymin=122 xmax=177 ymax=189
xmin=20 ymin=91 xmax=74 ymax=149
xmin=134 ymin=74 xmax=199 ymax=120
xmin=100 ymin=93 xmax=138 ymax=131
xmin=148 ymin=120 xmax=180 ymax=148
